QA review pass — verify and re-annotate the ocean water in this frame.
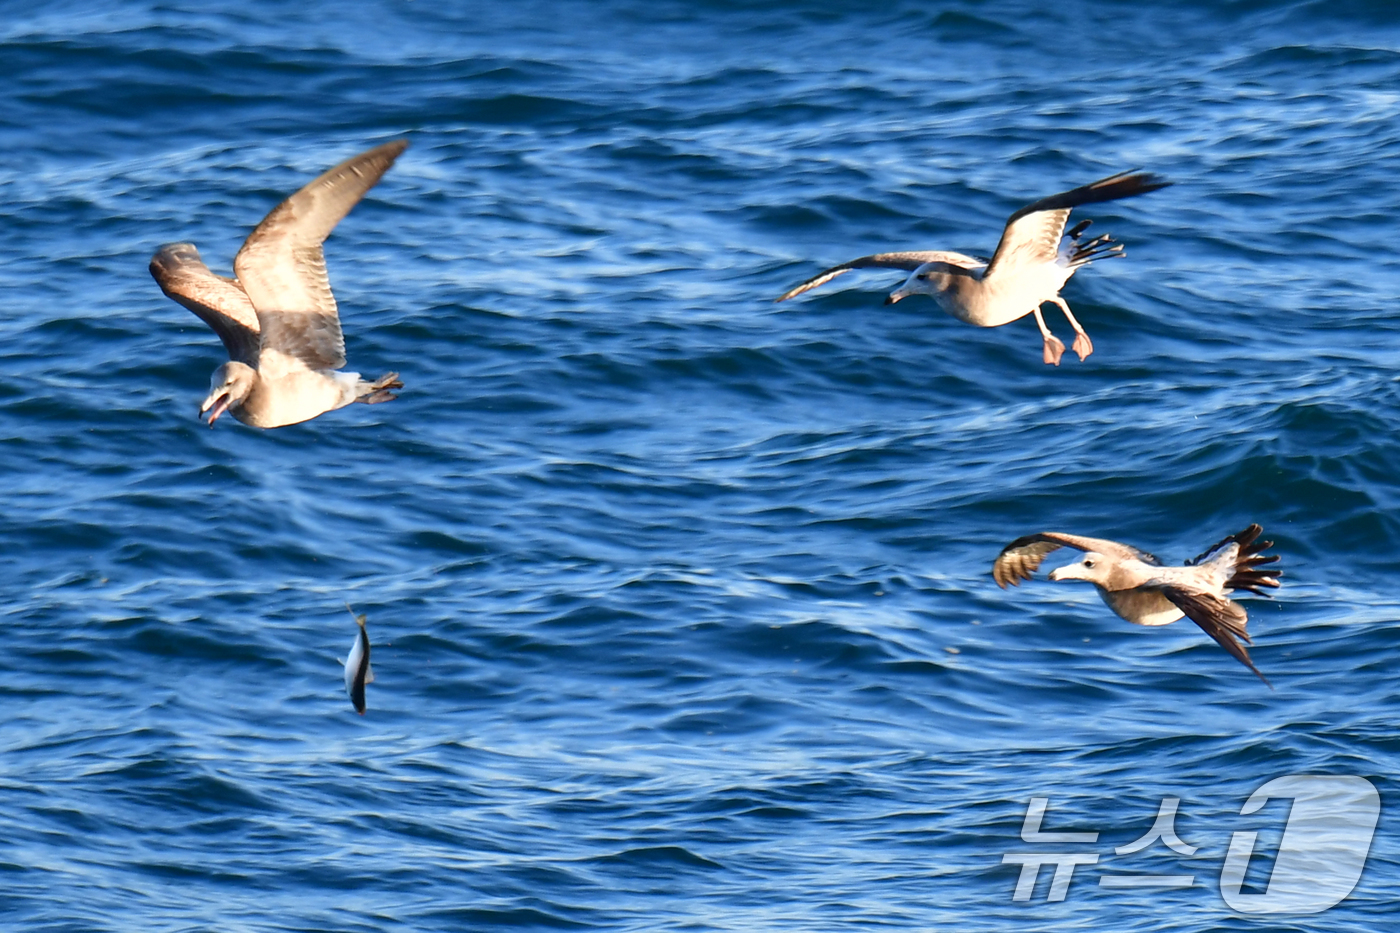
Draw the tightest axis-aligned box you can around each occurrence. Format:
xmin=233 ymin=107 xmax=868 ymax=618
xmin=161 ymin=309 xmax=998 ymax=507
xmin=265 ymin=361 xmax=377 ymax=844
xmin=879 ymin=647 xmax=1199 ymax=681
xmin=2 ymin=1 xmax=1399 ymax=929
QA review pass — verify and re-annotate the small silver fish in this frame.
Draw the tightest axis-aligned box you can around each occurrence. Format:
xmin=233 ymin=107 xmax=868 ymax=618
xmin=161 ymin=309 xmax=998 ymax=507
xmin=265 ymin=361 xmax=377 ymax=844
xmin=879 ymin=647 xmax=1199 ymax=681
xmin=343 ymin=606 xmax=374 ymax=715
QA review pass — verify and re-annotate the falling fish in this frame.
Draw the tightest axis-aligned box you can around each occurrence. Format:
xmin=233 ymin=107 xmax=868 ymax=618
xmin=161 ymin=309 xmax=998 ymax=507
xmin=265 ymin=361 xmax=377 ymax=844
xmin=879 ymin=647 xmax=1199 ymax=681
xmin=342 ymin=606 xmax=374 ymax=714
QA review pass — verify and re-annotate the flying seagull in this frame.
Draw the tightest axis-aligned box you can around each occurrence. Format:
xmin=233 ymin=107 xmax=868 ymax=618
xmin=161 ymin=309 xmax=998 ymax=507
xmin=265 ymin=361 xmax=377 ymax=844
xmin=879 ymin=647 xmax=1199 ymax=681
xmin=992 ymin=524 xmax=1280 ymax=685
xmin=775 ymin=171 xmax=1171 ymax=365
xmin=150 ymin=140 xmax=408 ymax=428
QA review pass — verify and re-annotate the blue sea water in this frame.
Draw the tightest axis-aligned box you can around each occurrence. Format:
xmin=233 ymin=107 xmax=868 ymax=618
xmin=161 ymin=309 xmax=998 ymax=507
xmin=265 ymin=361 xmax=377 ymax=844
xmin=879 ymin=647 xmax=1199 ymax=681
xmin=3 ymin=0 xmax=1400 ymax=929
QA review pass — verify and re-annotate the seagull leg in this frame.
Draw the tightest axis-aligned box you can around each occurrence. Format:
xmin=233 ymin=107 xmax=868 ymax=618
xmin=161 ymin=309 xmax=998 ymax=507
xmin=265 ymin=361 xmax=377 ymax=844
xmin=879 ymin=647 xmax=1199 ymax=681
xmin=1033 ymin=307 xmax=1065 ymax=366
xmin=1053 ymin=297 xmax=1094 ymax=361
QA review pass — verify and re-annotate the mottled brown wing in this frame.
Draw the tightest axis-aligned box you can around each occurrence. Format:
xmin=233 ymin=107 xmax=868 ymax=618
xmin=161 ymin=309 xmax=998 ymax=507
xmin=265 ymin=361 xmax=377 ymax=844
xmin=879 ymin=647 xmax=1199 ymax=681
xmin=993 ymin=535 xmax=1068 ymax=588
xmin=993 ymin=531 xmax=1153 ymax=588
xmin=1159 ymin=587 xmax=1271 ymax=687
xmin=774 ymin=251 xmax=977 ymax=302
xmin=234 ymin=139 xmax=408 ymax=374
xmin=982 ymin=171 xmax=1171 ymax=284
xmin=149 ymin=242 xmax=261 ymax=366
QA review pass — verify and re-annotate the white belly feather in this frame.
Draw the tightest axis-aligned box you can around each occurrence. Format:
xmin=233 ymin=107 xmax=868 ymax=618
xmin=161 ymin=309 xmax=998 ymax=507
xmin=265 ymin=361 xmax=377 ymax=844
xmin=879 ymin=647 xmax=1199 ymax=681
xmin=1098 ymin=587 xmax=1185 ymax=626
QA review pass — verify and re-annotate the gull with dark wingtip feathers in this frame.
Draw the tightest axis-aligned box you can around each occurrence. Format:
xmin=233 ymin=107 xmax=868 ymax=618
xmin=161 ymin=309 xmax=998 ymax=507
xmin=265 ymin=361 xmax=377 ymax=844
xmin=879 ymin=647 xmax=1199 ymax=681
xmin=150 ymin=140 xmax=409 ymax=428
xmin=776 ymin=171 xmax=1171 ymax=365
xmin=992 ymin=524 xmax=1281 ymax=685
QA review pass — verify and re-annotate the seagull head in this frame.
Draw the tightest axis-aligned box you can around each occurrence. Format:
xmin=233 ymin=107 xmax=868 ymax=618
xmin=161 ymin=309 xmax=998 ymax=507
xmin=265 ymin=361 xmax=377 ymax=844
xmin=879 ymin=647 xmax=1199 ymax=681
xmin=1048 ymin=552 xmax=1111 ymax=586
xmin=885 ymin=261 xmax=956 ymax=306
xmin=200 ymin=361 xmax=255 ymax=427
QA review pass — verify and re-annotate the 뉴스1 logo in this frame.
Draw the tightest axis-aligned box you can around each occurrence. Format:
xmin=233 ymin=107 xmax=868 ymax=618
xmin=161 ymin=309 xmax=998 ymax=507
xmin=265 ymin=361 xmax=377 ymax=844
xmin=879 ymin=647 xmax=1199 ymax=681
xmin=1002 ymin=774 xmax=1379 ymax=913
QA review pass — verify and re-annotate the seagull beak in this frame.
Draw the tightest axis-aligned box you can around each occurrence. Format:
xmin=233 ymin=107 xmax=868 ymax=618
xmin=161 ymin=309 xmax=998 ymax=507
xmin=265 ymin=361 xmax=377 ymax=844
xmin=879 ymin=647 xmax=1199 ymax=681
xmin=201 ymin=393 xmax=231 ymax=427
xmin=1048 ymin=566 xmax=1067 ymax=581
xmin=884 ymin=292 xmax=903 ymax=306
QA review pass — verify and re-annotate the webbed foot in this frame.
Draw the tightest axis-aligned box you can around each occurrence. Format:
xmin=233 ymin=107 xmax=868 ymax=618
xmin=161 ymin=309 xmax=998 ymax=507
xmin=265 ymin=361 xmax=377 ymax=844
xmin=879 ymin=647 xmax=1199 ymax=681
xmin=1071 ymin=332 xmax=1093 ymax=361
xmin=1042 ymin=334 xmax=1066 ymax=366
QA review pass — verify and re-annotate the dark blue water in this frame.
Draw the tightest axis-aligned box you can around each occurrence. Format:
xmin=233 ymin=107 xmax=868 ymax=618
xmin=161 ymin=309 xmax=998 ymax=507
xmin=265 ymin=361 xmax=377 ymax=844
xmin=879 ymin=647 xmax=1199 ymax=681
xmin=3 ymin=1 xmax=1400 ymax=929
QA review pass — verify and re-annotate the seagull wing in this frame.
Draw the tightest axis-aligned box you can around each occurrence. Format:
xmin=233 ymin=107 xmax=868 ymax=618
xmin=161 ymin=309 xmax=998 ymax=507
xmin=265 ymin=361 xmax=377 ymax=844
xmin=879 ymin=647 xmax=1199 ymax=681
xmin=149 ymin=242 xmax=261 ymax=366
xmin=775 ymin=251 xmax=977 ymax=302
xmin=982 ymin=171 xmax=1171 ymax=285
xmin=992 ymin=532 xmax=1147 ymax=588
xmin=1157 ymin=586 xmax=1270 ymax=687
xmin=233 ymin=139 xmax=408 ymax=376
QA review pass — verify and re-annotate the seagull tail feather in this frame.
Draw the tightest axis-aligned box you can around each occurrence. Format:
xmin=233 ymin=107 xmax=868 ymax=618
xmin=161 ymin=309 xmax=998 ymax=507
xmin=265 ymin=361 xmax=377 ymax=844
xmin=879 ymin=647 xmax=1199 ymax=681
xmin=1192 ymin=523 xmax=1282 ymax=596
xmin=1067 ymin=232 xmax=1125 ymax=267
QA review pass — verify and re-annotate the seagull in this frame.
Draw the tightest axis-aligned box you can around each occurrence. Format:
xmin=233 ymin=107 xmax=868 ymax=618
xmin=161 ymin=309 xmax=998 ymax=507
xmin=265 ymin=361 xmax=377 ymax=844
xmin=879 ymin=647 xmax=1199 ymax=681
xmin=150 ymin=140 xmax=409 ymax=428
xmin=992 ymin=524 xmax=1281 ymax=685
xmin=775 ymin=171 xmax=1171 ymax=365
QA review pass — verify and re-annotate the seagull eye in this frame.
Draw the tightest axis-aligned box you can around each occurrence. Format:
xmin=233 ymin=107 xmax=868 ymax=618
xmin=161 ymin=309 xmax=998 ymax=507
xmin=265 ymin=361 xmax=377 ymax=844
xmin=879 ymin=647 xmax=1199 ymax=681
xmin=1083 ymin=559 xmax=1095 ymax=569
xmin=916 ymin=273 xmax=929 ymax=280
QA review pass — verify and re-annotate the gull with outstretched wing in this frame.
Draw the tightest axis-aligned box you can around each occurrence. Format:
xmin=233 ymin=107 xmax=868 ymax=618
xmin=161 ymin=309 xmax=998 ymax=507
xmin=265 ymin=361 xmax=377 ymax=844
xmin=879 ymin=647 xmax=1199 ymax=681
xmin=993 ymin=524 xmax=1281 ymax=685
xmin=776 ymin=171 xmax=1170 ymax=365
xmin=151 ymin=140 xmax=408 ymax=428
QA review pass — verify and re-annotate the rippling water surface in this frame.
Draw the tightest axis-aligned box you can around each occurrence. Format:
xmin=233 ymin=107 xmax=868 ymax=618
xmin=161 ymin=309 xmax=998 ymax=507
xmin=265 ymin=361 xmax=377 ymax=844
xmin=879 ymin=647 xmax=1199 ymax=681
xmin=3 ymin=1 xmax=1400 ymax=930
